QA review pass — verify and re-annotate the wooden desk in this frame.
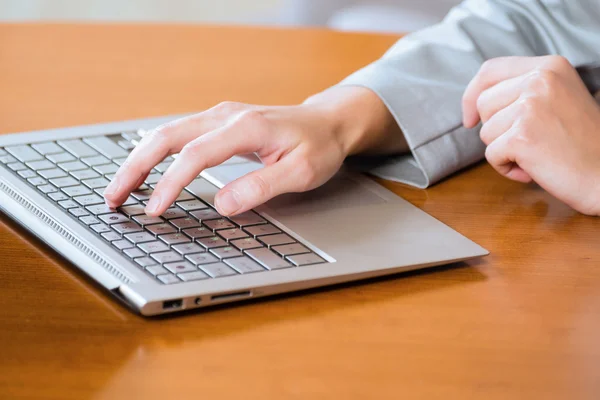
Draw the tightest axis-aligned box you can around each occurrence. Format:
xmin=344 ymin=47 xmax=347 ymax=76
xmin=1 ymin=24 xmax=599 ymax=400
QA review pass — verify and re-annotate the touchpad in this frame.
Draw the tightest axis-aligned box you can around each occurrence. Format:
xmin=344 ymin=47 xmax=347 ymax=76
xmin=205 ymin=163 xmax=388 ymax=217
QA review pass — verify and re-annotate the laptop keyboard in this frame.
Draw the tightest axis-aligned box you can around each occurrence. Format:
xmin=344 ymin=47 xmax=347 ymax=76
xmin=0 ymin=131 xmax=326 ymax=284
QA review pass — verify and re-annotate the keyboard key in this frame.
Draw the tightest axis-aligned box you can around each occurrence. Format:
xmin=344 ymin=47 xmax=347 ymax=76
xmin=272 ymin=243 xmax=311 ymax=257
xmin=93 ymin=163 xmax=119 ymax=175
xmin=46 ymin=152 xmax=75 ymax=163
xmin=146 ymin=265 xmax=169 ymax=276
xmin=169 ymin=217 xmax=200 ymax=230
xmin=185 ymin=253 xmax=219 ymax=266
xmin=112 ymin=221 xmax=143 ymax=234
xmin=68 ymin=207 xmax=89 ymax=217
xmin=83 ymin=136 xmax=129 ymax=159
xmin=17 ymin=169 xmax=37 ymax=179
xmin=48 ymin=191 xmax=69 ymax=201
xmin=246 ymin=248 xmax=293 ymax=270
xmin=182 ymin=226 xmax=213 ymax=239
xmin=161 ymin=207 xmax=188 ymax=220
xmin=31 ymin=142 xmax=62 ymax=155
xmin=7 ymin=162 xmax=27 ymax=171
xmin=101 ymin=231 xmax=122 ymax=241
xmin=0 ymin=155 xmax=17 ymax=164
xmin=124 ymin=231 xmax=156 ymax=244
xmin=49 ymin=177 xmax=79 ymax=188
xmin=38 ymin=184 xmax=58 ymax=194
xmin=72 ymin=170 xmax=101 ymax=181
xmin=98 ymin=213 xmax=130 ymax=225
xmin=217 ymin=228 xmax=249 ymax=241
xmin=81 ymin=177 xmax=110 ymax=189
xmin=159 ymin=233 xmax=190 ymax=245
xmin=153 ymin=160 xmax=173 ymax=173
xmin=230 ymin=237 xmax=263 ymax=251
xmin=113 ymin=157 xmax=128 ymax=166
xmin=28 ymin=176 xmax=48 ymax=186
xmin=74 ymin=194 xmax=104 ymax=206
xmin=147 ymin=223 xmax=177 ymax=236
xmin=204 ymin=218 xmax=236 ymax=231
xmin=122 ymin=196 xmax=138 ymax=206
xmin=185 ymin=178 xmax=217 ymax=206
xmin=229 ymin=211 xmax=266 ymax=227
xmin=178 ymin=270 xmax=210 ymax=282
xmin=58 ymin=200 xmax=79 ymax=209
xmin=124 ymin=248 xmax=145 ymax=259
xmin=5 ymin=145 xmax=43 ymax=162
xmin=175 ymin=191 xmax=195 ymax=202
xmin=138 ymin=241 xmax=170 ymax=253
xmin=62 ymin=185 xmax=93 ymax=197
xmin=176 ymin=199 xmax=207 ymax=211
xmin=112 ymin=239 xmax=134 ymax=250
xmin=39 ymin=168 xmax=69 ymax=179
xmin=119 ymin=204 xmax=146 ymax=216
xmin=122 ymin=131 xmax=143 ymax=141
xmin=58 ymin=161 xmax=87 ymax=172
xmin=135 ymin=257 xmax=157 ymax=267
xmin=224 ymin=257 xmax=265 ymax=274
xmin=117 ymin=140 xmax=136 ymax=150
xmin=144 ymin=173 xmax=162 ymax=185
xmin=197 ymin=236 xmax=228 ymax=249
xmin=57 ymin=139 xmax=98 ymax=158
xmin=151 ymin=251 xmax=183 ymax=264
xmin=0 ymin=149 xmax=6 ymax=156
xmin=81 ymin=155 xmax=110 ymax=166
xmin=200 ymin=262 xmax=238 ymax=278
xmin=131 ymin=188 xmax=153 ymax=201
xmin=86 ymin=204 xmax=115 ymax=215
xmin=259 ymin=233 xmax=296 ymax=247
xmin=90 ymin=223 xmax=111 ymax=233
xmin=80 ymin=215 xmax=100 ymax=225
xmin=132 ymin=214 xmax=164 ymax=226
xmin=164 ymin=261 xmax=196 ymax=274
xmin=286 ymin=253 xmax=326 ymax=266
xmin=172 ymin=242 xmax=204 ymax=255
xmin=157 ymin=274 xmax=180 ymax=284
xmin=26 ymin=159 xmax=55 ymax=170
xmin=210 ymin=246 xmax=243 ymax=259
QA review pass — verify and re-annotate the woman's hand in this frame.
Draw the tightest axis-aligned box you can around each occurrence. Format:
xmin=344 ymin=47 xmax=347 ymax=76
xmin=103 ymin=86 xmax=406 ymax=216
xmin=463 ymin=56 xmax=600 ymax=216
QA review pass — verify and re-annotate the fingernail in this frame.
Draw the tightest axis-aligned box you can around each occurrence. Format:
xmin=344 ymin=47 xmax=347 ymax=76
xmin=145 ymin=194 xmax=162 ymax=215
xmin=103 ymin=176 xmax=121 ymax=199
xmin=217 ymin=190 xmax=241 ymax=215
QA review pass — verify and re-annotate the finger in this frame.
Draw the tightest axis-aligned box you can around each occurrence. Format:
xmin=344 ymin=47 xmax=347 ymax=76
xmin=479 ymin=97 xmax=524 ymax=145
xmin=215 ymin=155 xmax=304 ymax=216
xmin=144 ymin=110 xmax=270 ymax=216
xmin=484 ymin=126 xmax=532 ymax=183
xmin=463 ymin=56 xmax=549 ymax=128
xmin=476 ymin=73 xmax=532 ymax=124
xmin=104 ymin=111 xmax=227 ymax=208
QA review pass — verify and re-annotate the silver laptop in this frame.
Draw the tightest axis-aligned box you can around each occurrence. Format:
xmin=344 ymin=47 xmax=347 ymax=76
xmin=0 ymin=115 xmax=488 ymax=316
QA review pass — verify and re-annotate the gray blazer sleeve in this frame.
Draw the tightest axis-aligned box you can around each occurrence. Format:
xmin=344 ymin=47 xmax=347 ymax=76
xmin=339 ymin=0 xmax=600 ymax=188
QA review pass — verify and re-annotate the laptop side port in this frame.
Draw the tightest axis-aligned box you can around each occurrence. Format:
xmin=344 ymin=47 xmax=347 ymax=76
xmin=210 ymin=290 xmax=252 ymax=302
xmin=162 ymin=299 xmax=183 ymax=310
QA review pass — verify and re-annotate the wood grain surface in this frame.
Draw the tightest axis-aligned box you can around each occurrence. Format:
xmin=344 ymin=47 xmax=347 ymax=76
xmin=0 ymin=24 xmax=599 ymax=400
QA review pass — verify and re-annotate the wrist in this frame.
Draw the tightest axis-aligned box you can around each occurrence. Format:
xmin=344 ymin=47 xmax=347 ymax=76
xmin=303 ymin=86 xmax=407 ymax=157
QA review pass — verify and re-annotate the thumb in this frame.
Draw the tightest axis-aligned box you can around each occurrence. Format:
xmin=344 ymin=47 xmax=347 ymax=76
xmin=214 ymin=156 xmax=299 ymax=216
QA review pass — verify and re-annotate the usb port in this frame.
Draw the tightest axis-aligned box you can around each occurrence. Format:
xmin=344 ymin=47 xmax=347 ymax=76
xmin=162 ymin=299 xmax=183 ymax=310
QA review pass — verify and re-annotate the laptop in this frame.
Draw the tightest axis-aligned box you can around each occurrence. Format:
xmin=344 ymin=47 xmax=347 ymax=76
xmin=0 ymin=115 xmax=488 ymax=316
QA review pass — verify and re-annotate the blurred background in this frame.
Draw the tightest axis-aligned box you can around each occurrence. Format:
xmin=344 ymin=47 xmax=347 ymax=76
xmin=0 ymin=0 xmax=461 ymax=33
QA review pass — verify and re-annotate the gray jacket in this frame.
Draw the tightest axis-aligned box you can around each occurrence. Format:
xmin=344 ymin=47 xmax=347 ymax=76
xmin=340 ymin=0 xmax=600 ymax=188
